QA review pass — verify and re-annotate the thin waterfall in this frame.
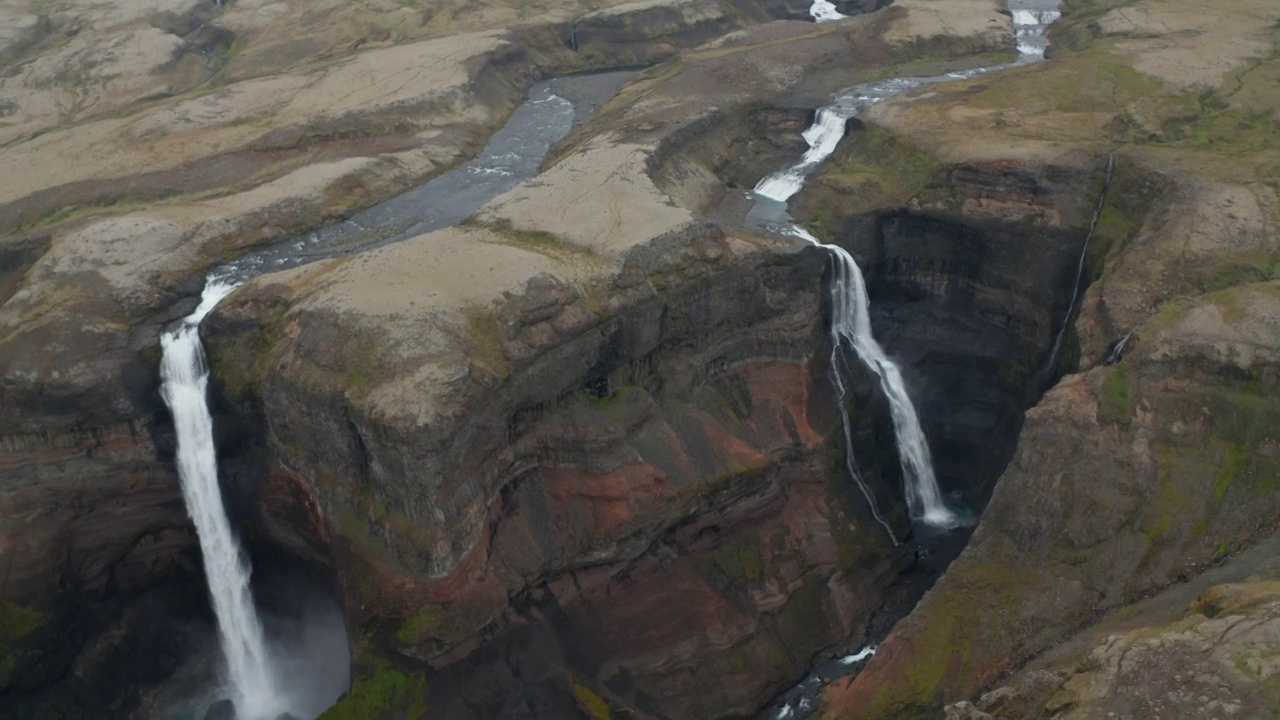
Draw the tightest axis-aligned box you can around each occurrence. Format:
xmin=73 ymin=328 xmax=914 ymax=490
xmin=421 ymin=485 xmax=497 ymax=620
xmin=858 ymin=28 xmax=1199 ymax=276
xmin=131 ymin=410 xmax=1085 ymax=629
xmin=1040 ymin=153 xmax=1115 ymax=380
xmin=757 ymin=121 xmax=961 ymax=529
xmin=160 ymin=279 xmax=283 ymax=719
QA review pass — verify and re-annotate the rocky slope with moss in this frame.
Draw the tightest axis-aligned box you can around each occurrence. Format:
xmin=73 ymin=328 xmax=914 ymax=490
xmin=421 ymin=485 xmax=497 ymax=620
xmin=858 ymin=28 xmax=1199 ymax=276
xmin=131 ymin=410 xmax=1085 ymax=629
xmin=804 ymin=0 xmax=1280 ymax=717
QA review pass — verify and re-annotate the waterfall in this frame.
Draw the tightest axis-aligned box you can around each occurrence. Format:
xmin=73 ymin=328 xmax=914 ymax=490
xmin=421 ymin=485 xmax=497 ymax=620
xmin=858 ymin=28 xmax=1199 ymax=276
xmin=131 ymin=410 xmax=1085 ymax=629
xmin=160 ymin=278 xmax=283 ymax=719
xmin=810 ymin=0 xmax=846 ymax=23
xmin=1104 ymin=330 xmax=1133 ymax=366
xmin=789 ymin=228 xmax=962 ymax=529
xmin=756 ymin=107 xmax=961 ymax=530
xmin=1040 ymin=153 xmax=1115 ymax=379
xmin=747 ymin=0 xmax=1068 ymax=533
xmin=755 ymin=108 xmax=855 ymax=201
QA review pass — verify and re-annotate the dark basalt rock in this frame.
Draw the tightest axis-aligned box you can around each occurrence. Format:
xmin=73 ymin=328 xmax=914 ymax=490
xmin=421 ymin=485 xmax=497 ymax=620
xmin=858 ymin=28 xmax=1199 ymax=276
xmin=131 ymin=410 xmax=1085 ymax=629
xmin=204 ymin=698 xmax=236 ymax=720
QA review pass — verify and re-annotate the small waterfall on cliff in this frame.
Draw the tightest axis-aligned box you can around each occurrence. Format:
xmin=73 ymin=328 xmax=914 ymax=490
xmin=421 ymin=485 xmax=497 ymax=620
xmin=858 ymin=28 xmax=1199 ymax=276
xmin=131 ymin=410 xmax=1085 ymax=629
xmin=1040 ymin=153 xmax=1115 ymax=379
xmin=160 ymin=279 xmax=283 ymax=719
xmin=753 ymin=4 xmax=1064 ymax=717
xmin=748 ymin=0 xmax=1067 ymax=534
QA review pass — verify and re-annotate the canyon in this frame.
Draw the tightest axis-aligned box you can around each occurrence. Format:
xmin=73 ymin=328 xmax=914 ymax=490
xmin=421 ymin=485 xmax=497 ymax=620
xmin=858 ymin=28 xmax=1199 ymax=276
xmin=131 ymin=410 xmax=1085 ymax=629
xmin=1 ymin=0 xmax=1278 ymax=718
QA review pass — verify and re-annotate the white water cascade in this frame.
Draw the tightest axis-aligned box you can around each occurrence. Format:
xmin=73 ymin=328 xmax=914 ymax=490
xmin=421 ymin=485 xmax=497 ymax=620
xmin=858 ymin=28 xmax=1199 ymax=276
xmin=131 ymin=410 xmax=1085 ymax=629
xmin=756 ymin=111 xmax=962 ymax=529
xmin=789 ymin=227 xmax=962 ymax=528
xmin=160 ymin=278 xmax=284 ymax=719
xmin=809 ymin=0 xmax=846 ymax=23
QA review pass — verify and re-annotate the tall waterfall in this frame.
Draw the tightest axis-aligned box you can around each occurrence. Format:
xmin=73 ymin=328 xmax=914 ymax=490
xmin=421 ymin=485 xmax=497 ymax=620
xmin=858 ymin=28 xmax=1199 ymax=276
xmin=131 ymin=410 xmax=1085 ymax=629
xmin=787 ymin=227 xmax=962 ymax=528
xmin=756 ymin=117 xmax=961 ymax=529
xmin=160 ymin=279 xmax=283 ymax=719
xmin=750 ymin=0 xmax=1066 ymax=533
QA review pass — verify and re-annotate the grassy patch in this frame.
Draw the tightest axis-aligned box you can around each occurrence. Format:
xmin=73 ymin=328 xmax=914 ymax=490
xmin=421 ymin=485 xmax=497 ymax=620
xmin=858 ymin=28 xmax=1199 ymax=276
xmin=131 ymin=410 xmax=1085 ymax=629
xmin=568 ymin=675 xmax=611 ymax=720
xmin=396 ymin=603 xmax=444 ymax=646
xmin=1098 ymin=365 xmax=1132 ymax=425
xmin=461 ymin=305 xmax=510 ymax=378
xmin=320 ymin=667 xmax=427 ymax=720
xmin=796 ymin=125 xmax=940 ymax=225
xmin=0 ymin=600 xmax=47 ymax=691
xmin=467 ymin=216 xmax=597 ymax=262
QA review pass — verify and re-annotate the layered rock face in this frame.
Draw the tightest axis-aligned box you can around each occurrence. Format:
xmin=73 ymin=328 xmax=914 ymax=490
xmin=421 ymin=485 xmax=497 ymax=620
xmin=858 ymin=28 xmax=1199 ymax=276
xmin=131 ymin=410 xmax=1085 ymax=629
xmin=194 ymin=7 xmax=1027 ymax=718
xmin=210 ymin=228 xmax=918 ymax=718
xmin=14 ymin=0 xmax=1280 ymax=717
xmin=798 ymin=148 xmax=1109 ymax=506
xmin=5 ymin=0 xmax=961 ymax=710
xmin=813 ymin=0 xmax=1280 ymax=717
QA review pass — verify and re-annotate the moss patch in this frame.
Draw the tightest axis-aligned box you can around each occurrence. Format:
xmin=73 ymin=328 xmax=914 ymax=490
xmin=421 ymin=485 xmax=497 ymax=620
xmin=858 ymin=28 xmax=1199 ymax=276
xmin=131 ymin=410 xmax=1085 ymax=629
xmin=0 ymin=600 xmax=47 ymax=690
xmin=797 ymin=125 xmax=940 ymax=225
xmin=320 ymin=667 xmax=428 ymax=720
xmin=1098 ymin=365 xmax=1132 ymax=425
xmin=568 ymin=675 xmax=611 ymax=720
xmin=320 ymin=639 xmax=428 ymax=720
xmin=714 ymin=531 xmax=764 ymax=584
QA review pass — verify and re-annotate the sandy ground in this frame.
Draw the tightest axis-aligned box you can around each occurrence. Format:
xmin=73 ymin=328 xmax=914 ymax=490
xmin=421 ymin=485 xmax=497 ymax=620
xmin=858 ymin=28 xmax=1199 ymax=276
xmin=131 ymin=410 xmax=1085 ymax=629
xmin=881 ymin=0 xmax=1010 ymax=44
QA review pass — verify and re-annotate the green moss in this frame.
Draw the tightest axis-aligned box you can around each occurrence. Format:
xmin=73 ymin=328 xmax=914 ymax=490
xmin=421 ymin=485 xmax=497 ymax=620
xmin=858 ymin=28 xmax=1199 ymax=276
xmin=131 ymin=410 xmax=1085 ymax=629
xmin=568 ymin=676 xmax=611 ymax=720
xmin=462 ymin=306 xmax=510 ymax=378
xmin=1211 ymin=443 xmax=1244 ymax=503
xmin=1099 ymin=365 xmax=1132 ymax=425
xmin=1141 ymin=444 xmax=1196 ymax=542
xmin=779 ymin=573 xmax=824 ymax=645
xmin=396 ymin=604 xmax=445 ymax=645
xmin=798 ymin=126 xmax=940 ymax=224
xmin=473 ymin=217 xmax=596 ymax=261
xmin=586 ymin=385 xmax=644 ymax=423
xmin=205 ymin=295 xmax=292 ymax=400
xmin=0 ymin=600 xmax=47 ymax=690
xmin=320 ymin=667 xmax=427 ymax=720
xmin=714 ymin=532 xmax=763 ymax=584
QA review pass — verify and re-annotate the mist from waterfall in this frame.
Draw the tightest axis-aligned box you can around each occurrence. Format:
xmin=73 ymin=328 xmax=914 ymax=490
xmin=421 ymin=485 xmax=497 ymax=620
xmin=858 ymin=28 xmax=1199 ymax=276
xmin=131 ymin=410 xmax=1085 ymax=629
xmin=160 ymin=280 xmax=284 ymax=719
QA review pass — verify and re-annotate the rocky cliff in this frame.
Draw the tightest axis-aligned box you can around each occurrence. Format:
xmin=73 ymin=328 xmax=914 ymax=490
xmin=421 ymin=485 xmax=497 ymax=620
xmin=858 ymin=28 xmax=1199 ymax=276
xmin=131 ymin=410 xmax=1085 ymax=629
xmin=0 ymin=0 xmax=1022 ymax=715
xmin=812 ymin=0 xmax=1280 ymax=717
xmin=4 ymin=0 xmax=1278 ymax=716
